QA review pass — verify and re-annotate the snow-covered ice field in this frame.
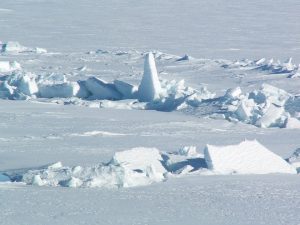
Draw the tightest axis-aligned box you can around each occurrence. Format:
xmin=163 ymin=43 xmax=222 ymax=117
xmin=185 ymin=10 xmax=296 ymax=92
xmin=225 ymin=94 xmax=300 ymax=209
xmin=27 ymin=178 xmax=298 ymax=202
xmin=1 ymin=0 xmax=300 ymax=224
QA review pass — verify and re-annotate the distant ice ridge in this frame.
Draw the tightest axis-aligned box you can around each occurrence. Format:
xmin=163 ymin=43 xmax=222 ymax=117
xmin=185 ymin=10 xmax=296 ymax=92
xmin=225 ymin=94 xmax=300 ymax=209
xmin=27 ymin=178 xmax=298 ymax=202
xmin=180 ymin=84 xmax=300 ymax=128
xmin=0 ymin=52 xmax=215 ymax=111
xmin=222 ymin=57 xmax=300 ymax=77
xmin=1 ymin=140 xmax=297 ymax=188
xmin=0 ymin=41 xmax=47 ymax=54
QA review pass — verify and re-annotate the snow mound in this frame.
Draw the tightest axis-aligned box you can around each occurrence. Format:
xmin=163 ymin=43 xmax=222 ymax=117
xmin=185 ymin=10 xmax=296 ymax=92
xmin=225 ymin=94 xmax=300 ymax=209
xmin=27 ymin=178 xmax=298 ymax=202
xmin=138 ymin=52 xmax=162 ymax=102
xmin=204 ymin=140 xmax=297 ymax=174
xmin=0 ymin=41 xmax=47 ymax=54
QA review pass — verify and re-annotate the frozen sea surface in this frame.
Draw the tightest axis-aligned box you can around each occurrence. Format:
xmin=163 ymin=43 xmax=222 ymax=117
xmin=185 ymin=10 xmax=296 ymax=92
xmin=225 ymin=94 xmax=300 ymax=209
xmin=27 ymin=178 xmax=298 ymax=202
xmin=1 ymin=0 xmax=300 ymax=224
xmin=0 ymin=0 xmax=300 ymax=61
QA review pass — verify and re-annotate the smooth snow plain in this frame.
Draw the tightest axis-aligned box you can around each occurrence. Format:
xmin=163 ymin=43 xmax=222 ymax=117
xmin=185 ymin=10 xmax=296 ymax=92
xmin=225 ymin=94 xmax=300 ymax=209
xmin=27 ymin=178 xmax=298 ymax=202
xmin=1 ymin=0 xmax=300 ymax=224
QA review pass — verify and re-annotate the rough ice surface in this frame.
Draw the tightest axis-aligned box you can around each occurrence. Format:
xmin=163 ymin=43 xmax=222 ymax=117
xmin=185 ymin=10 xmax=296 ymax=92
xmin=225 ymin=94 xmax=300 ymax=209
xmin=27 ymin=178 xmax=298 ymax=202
xmin=5 ymin=148 xmax=168 ymax=188
xmin=138 ymin=52 xmax=162 ymax=102
xmin=222 ymin=57 xmax=299 ymax=76
xmin=1 ymin=1 xmax=300 ymax=224
xmin=0 ymin=47 xmax=299 ymax=129
xmin=3 ymin=142 xmax=297 ymax=188
xmin=213 ymin=84 xmax=300 ymax=128
xmin=204 ymin=140 xmax=297 ymax=174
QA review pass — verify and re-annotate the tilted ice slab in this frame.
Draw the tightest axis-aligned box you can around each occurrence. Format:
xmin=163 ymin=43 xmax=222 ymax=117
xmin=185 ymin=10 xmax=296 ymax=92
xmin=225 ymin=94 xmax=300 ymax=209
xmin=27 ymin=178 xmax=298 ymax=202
xmin=84 ymin=77 xmax=122 ymax=100
xmin=204 ymin=140 xmax=297 ymax=174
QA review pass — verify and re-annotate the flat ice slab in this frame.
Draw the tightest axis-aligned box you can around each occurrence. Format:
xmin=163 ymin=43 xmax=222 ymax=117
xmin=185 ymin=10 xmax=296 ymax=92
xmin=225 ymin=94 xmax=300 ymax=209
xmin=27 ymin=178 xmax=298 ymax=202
xmin=204 ymin=140 xmax=296 ymax=174
xmin=112 ymin=147 xmax=166 ymax=174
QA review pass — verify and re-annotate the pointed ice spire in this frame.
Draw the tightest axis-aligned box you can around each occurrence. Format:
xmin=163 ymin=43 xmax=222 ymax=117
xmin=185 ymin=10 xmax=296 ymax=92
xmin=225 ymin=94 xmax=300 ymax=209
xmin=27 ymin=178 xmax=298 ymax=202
xmin=138 ymin=52 xmax=162 ymax=102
